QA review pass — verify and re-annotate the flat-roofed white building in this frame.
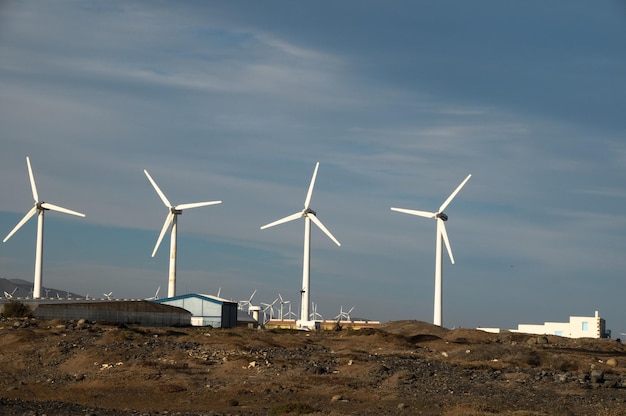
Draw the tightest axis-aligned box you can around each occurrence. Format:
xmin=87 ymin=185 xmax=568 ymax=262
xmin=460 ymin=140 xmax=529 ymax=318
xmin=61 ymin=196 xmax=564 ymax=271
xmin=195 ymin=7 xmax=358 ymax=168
xmin=511 ymin=311 xmax=609 ymax=339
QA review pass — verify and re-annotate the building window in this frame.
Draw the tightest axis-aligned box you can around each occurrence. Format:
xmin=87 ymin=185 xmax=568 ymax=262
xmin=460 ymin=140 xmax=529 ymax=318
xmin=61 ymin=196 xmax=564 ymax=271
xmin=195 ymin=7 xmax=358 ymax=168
xmin=555 ymin=331 xmax=563 ymax=336
xmin=582 ymin=321 xmax=589 ymax=331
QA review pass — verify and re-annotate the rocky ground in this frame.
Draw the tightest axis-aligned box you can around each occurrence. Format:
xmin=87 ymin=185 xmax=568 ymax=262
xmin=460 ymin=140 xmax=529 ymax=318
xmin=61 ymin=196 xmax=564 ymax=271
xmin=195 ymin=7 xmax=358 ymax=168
xmin=0 ymin=317 xmax=625 ymax=416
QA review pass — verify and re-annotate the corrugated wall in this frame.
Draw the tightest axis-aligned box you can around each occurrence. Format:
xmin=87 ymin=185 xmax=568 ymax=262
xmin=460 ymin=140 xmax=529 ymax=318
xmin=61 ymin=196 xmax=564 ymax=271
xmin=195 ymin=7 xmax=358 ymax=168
xmin=26 ymin=301 xmax=191 ymax=326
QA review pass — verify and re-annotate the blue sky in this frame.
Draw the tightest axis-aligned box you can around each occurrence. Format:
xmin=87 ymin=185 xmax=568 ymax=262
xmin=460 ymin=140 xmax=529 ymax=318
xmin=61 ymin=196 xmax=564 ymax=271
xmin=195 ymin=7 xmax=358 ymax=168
xmin=1 ymin=1 xmax=625 ymax=334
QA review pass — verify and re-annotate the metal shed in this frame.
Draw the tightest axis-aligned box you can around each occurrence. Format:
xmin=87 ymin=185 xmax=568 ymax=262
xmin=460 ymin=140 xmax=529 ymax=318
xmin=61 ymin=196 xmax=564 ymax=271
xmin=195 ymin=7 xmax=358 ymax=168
xmin=156 ymin=294 xmax=238 ymax=328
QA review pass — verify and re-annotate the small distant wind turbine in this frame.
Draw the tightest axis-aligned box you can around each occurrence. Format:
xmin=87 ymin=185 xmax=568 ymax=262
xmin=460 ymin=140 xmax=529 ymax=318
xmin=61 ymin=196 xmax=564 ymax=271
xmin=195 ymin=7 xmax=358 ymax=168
xmin=277 ymin=293 xmax=290 ymax=320
xmin=391 ymin=174 xmax=471 ymax=327
xmin=3 ymin=288 xmax=17 ymax=299
xmin=103 ymin=291 xmax=113 ymax=300
xmin=262 ymin=298 xmax=278 ymax=322
xmin=309 ymin=302 xmax=323 ymax=321
xmin=145 ymin=286 xmax=160 ymax=300
xmin=285 ymin=303 xmax=297 ymax=320
xmin=260 ymin=162 xmax=340 ymax=326
xmin=334 ymin=305 xmax=355 ymax=322
xmin=144 ymin=169 xmax=222 ymax=298
xmin=238 ymin=289 xmax=257 ymax=311
xmin=3 ymin=157 xmax=85 ymax=299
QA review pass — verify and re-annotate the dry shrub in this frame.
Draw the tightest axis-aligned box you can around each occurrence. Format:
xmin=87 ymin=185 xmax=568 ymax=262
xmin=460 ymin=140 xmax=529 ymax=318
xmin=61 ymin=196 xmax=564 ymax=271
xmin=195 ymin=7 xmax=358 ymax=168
xmin=503 ymin=350 xmax=541 ymax=367
xmin=1 ymin=301 xmax=31 ymax=318
xmin=543 ymin=354 xmax=580 ymax=372
xmin=270 ymin=402 xmax=317 ymax=414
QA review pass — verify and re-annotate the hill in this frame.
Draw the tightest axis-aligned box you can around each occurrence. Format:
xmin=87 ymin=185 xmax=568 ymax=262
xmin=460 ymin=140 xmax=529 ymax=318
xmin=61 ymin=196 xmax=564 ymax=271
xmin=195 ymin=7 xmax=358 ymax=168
xmin=0 ymin=317 xmax=625 ymax=415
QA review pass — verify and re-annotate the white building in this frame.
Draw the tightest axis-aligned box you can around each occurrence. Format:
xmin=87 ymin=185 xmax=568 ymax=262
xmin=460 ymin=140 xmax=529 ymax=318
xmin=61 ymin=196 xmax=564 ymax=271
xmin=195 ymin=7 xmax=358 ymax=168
xmin=479 ymin=311 xmax=610 ymax=339
xmin=157 ymin=293 xmax=238 ymax=327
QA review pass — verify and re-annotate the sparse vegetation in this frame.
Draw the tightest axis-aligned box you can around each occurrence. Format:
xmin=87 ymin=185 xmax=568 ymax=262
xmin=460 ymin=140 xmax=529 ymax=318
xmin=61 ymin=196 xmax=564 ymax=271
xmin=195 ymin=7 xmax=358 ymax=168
xmin=270 ymin=402 xmax=317 ymax=414
xmin=1 ymin=301 xmax=31 ymax=318
xmin=0 ymin=319 xmax=624 ymax=415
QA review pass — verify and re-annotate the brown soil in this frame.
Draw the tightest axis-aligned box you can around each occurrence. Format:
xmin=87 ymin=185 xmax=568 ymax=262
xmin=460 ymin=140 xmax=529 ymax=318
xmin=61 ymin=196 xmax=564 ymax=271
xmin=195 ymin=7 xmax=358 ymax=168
xmin=1 ymin=318 xmax=625 ymax=415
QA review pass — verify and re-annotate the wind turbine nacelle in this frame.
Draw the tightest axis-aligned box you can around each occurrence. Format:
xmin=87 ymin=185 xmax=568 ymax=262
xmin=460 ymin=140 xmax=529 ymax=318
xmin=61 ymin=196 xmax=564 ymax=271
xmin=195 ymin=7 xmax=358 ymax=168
xmin=171 ymin=208 xmax=183 ymax=215
xmin=304 ymin=208 xmax=317 ymax=216
xmin=437 ymin=212 xmax=448 ymax=221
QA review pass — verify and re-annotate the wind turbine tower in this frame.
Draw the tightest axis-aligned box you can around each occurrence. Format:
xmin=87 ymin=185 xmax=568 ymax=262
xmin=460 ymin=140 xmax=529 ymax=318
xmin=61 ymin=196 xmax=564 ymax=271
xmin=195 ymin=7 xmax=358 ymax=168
xmin=391 ymin=174 xmax=471 ymax=327
xmin=144 ymin=169 xmax=222 ymax=298
xmin=260 ymin=162 xmax=341 ymax=329
xmin=3 ymin=157 xmax=85 ymax=299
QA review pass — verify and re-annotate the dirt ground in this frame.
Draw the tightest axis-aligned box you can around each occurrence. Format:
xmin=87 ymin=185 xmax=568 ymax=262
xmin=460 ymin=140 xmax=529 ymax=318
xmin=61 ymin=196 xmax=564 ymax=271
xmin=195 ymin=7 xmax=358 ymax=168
xmin=1 ymin=317 xmax=625 ymax=416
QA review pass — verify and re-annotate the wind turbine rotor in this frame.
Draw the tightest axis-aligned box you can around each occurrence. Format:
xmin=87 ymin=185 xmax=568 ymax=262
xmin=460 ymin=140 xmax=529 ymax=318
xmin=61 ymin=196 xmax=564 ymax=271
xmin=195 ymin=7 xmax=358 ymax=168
xmin=438 ymin=220 xmax=455 ymax=264
xmin=40 ymin=202 xmax=85 ymax=217
xmin=390 ymin=207 xmax=436 ymax=218
xmin=304 ymin=162 xmax=320 ymax=209
xmin=438 ymin=174 xmax=472 ymax=213
xmin=308 ymin=214 xmax=341 ymax=246
xmin=26 ymin=157 xmax=39 ymax=202
xmin=260 ymin=211 xmax=303 ymax=230
xmin=152 ymin=211 xmax=175 ymax=257
xmin=144 ymin=169 xmax=172 ymax=208
xmin=176 ymin=201 xmax=222 ymax=210
xmin=3 ymin=206 xmax=38 ymax=243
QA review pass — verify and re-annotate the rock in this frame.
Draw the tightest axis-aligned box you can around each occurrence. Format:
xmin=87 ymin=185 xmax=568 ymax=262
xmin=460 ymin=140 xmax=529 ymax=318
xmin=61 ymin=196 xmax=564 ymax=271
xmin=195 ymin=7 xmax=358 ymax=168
xmin=536 ymin=336 xmax=549 ymax=345
xmin=606 ymin=358 xmax=618 ymax=367
xmin=397 ymin=402 xmax=407 ymax=409
xmin=590 ymin=369 xmax=604 ymax=384
xmin=331 ymin=394 xmax=343 ymax=402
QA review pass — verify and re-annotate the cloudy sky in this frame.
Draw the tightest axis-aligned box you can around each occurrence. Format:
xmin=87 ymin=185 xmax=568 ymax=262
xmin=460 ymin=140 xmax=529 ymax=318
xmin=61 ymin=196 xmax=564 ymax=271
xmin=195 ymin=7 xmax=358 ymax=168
xmin=1 ymin=1 xmax=625 ymax=334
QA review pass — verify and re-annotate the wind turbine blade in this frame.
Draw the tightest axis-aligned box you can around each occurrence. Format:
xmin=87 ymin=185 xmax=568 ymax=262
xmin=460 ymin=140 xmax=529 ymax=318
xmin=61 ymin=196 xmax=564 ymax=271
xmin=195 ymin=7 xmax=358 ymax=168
xmin=3 ymin=206 xmax=37 ymax=243
xmin=260 ymin=212 xmax=302 ymax=229
xmin=390 ymin=207 xmax=436 ymax=218
xmin=176 ymin=200 xmax=222 ymax=210
xmin=152 ymin=212 xmax=174 ymax=257
xmin=439 ymin=174 xmax=472 ymax=213
xmin=41 ymin=202 xmax=86 ymax=217
xmin=144 ymin=169 xmax=172 ymax=208
xmin=304 ymin=162 xmax=320 ymax=209
xmin=439 ymin=220 xmax=455 ymax=264
xmin=309 ymin=214 xmax=341 ymax=246
xmin=26 ymin=157 xmax=39 ymax=202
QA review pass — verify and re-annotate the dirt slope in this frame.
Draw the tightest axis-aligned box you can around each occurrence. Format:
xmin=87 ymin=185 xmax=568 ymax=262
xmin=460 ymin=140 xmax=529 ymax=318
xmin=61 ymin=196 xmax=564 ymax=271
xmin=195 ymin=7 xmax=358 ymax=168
xmin=1 ymin=317 xmax=625 ymax=415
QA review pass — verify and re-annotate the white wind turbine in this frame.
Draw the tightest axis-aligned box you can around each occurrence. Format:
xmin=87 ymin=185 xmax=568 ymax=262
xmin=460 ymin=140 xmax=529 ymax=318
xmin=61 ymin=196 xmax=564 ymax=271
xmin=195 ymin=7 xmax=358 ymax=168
xmin=3 ymin=157 xmax=86 ymax=299
xmin=144 ymin=169 xmax=222 ymax=298
xmin=260 ymin=162 xmax=340 ymax=327
xmin=277 ymin=293 xmax=290 ymax=320
xmin=391 ymin=174 xmax=471 ymax=327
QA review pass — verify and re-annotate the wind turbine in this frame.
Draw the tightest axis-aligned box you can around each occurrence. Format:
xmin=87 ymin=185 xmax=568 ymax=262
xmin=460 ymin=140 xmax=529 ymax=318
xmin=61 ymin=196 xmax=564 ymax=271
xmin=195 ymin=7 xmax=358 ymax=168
xmin=391 ymin=174 xmax=471 ymax=327
xmin=260 ymin=162 xmax=340 ymax=327
xmin=309 ymin=302 xmax=323 ymax=321
xmin=238 ymin=289 xmax=257 ymax=311
xmin=277 ymin=293 xmax=290 ymax=320
xmin=3 ymin=157 xmax=86 ymax=299
xmin=145 ymin=286 xmax=160 ymax=300
xmin=261 ymin=298 xmax=278 ymax=322
xmin=144 ymin=169 xmax=222 ymax=298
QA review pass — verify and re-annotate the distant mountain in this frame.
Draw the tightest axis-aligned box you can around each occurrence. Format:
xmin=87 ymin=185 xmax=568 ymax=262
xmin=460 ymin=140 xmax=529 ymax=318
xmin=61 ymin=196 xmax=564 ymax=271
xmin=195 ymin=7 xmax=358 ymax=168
xmin=0 ymin=277 xmax=82 ymax=299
